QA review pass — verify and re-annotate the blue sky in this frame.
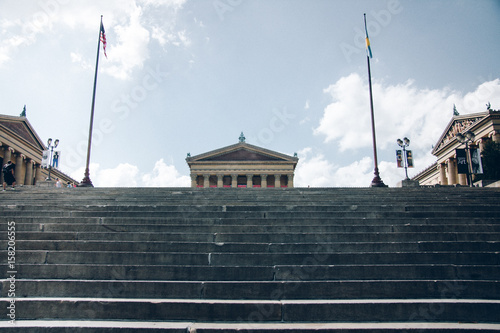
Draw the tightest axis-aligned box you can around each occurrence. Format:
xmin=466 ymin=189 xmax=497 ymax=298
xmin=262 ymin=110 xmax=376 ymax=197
xmin=1 ymin=0 xmax=499 ymax=187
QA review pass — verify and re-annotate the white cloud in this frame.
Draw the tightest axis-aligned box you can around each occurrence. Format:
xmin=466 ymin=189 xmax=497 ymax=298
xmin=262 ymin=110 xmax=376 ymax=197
xmin=0 ymin=0 xmax=189 ymax=78
xmin=70 ymin=159 xmax=189 ymax=187
xmin=294 ymin=148 xmax=335 ymax=187
xmin=140 ymin=0 xmax=186 ymax=9
xmin=103 ymin=3 xmax=151 ymax=80
xmin=100 ymin=163 xmax=140 ymax=187
xmin=316 ymin=74 xmax=448 ymax=152
xmin=70 ymin=52 xmax=93 ymax=71
xmin=142 ymin=159 xmax=191 ymax=187
xmin=294 ymin=147 xmax=374 ymax=187
xmin=311 ymin=76 xmax=500 ymax=187
xmin=334 ymin=157 xmax=374 ymax=187
xmin=315 ymin=75 xmax=500 ymax=154
xmin=459 ymin=79 xmax=500 ymax=114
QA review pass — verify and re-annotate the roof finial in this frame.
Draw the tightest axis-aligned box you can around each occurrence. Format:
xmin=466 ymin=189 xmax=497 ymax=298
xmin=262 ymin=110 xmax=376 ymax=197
xmin=239 ymin=132 xmax=246 ymax=143
xmin=20 ymin=105 xmax=26 ymax=117
xmin=453 ymin=104 xmax=459 ymax=116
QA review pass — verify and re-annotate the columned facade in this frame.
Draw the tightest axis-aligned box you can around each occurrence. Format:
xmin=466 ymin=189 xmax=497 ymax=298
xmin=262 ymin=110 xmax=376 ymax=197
xmin=414 ymin=109 xmax=500 ymax=186
xmin=1 ymin=114 xmax=76 ymax=186
xmin=188 ymin=171 xmax=296 ymax=188
xmin=186 ymin=135 xmax=298 ymax=188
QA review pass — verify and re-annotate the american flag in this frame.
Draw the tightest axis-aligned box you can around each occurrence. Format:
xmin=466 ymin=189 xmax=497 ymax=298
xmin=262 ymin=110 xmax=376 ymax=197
xmin=100 ymin=22 xmax=107 ymax=58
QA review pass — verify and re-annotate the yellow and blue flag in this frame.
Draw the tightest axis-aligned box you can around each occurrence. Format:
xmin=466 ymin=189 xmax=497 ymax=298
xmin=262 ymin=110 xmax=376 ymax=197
xmin=364 ymin=14 xmax=372 ymax=58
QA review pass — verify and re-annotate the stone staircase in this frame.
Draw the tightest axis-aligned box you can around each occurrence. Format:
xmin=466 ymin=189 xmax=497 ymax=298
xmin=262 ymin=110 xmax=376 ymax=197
xmin=1 ymin=186 xmax=500 ymax=332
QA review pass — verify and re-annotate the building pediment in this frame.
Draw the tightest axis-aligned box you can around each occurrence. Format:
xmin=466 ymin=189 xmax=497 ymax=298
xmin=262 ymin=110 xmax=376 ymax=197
xmin=186 ymin=142 xmax=298 ymax=164
xmin=198 ymin=147 xmax=287 ymax=162
xmin=0 ymin=115 xmax=45 ymax=151
xmin=432 ymin=112 xmax=487 ymax=154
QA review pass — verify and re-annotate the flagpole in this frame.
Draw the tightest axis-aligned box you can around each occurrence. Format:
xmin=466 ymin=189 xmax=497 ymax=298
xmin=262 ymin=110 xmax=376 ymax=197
xmin=364 ymin=13 xmax=386 ymax=187
xmin=79 ymin=15 xmax=103 ymax=187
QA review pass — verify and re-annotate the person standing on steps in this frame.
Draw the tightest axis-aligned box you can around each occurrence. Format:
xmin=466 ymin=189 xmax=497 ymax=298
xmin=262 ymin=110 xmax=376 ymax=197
xmin=2 ymin=160 xmax=16 ymax=191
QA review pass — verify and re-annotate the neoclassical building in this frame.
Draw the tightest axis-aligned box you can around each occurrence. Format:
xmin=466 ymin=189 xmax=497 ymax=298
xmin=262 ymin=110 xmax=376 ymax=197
xmin=1 ymin=113 xmax=76 ymax=186
xmin=186 ymin=134 xmax=299 ymax=188
xmin=413 ymin=108 xmax=500 ymax=186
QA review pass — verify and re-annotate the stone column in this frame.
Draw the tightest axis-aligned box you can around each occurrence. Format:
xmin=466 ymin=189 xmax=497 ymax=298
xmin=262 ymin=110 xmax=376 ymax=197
xmin=492 ymin=130 xmax=500 ymax=143
xmin=21 ymin=154 xmax=27 ymax=185
xmin=1 ymin=146 xmax=8 ymax=184
xmin=4 ymin=146 xmax=13 ymax=163
xmin=203 ymin=174 xmax=210 ymax=188
xmin=478 ymin=138 xmax=486 ymax=152
xmin=439 ymin=163 xmax=448 ymax=185
xmin=231 ymin=174 xmax=238 ymax=188
xmin=287 ymin=174 xmax=294 ymax=188
xmin=15 ymin=153 xmax=24 ymax=185
xmin=190 ymin=174 xmax=197 ymax=188
xmin=34 ymin=164 xmax=42 ymax=185
xmin=246 ymin=174 xmax=253 ymax=188
xmin=275 ymin=174 xmax=281 ymax=188
xmin=261 ymin=174 xmax=267 ymax=188
xmin=216 ymin=174 xmax=223 ymax=188
xmin=25 ymin=159 xmax=34 ymax=185
xmin=458 ymin=174 xmax=467 ymax=186
xmin=447 ymin=158 xmax=457 ymax=185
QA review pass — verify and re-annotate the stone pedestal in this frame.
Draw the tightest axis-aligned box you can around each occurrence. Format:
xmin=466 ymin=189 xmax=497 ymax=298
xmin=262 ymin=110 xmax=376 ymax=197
xmin=397 ymin=179 xmax=420 ymax=187
xmin=37 ymin=180 xmax=55 ymax=188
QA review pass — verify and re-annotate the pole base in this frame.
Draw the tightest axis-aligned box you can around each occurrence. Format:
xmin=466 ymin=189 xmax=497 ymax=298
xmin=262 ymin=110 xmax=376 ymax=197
xmin=78 ymin=179 xmax=94 ymax=187
xmin=78 ymin=172 xmax=94 ymax=188
xmin=370 ymin=177 xmax=388 ymax=187
xmin=370 ymin=168 xmax=388 ymax=187
xmin=77 ymin=167 xmax=94 ymax=187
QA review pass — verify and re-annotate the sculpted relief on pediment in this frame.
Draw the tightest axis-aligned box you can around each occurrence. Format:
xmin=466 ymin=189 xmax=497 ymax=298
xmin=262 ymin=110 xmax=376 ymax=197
xmin=436 ymin=116 xmax=483 ymax=151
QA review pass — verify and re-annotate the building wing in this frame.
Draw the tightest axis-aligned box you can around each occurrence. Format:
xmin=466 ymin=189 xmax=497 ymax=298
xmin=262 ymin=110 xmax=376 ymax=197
xmin=186 ymin=138 xmax=298 ymax=188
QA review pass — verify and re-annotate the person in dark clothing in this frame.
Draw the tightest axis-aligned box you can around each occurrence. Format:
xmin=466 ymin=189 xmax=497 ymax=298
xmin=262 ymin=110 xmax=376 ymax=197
xmin=2 ymin=161 xmax=16 ymax=190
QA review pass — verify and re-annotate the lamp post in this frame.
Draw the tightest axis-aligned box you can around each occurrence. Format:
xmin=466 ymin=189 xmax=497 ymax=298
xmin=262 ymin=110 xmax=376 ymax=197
xmin=397 ymin=137 xmax=411 ymax=180
xmin=46 ymin=138 xmax=59 ymax=181
xmin=456 ymin=130 xmax=475 ymax=187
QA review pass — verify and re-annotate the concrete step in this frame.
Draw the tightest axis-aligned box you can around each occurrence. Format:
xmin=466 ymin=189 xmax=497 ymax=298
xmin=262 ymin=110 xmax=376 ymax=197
xmin=3 ymin=203 xmax=500 ymax=213
xmin=8 ymin=240 xmax=500 ymax=253
xmin=3 ymin=210 xmax=499 ymax=219
xmin=2 ymin=298 xmax=500 ymax=322
xmin=2 ymin=321 xmax=500 ymax=332
xmin=4 ymin=184 xmax=499 ymax=197
xmin=10 ymin=250 xmax=500 ymax=266
xmin=10 ymin=223 xmax=500 ymax=233
xmin=213 ymin=232 xmax=500 ymax=243
xmin=12 ymin=231 xmax=500 ymax=242
xmin=4 ymin=279 xmax=499 ymax=300
xmin=8 ymin=216 xmax=500 ymax=226
xmin=3 ymin=193 xmax=500 ymax=206
xmin=13 ymin=264 xmax=500 ymax=281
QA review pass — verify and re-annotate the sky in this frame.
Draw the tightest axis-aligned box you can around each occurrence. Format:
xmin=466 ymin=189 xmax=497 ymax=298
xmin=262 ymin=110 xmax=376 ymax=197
xmin=1 ymin=0 xmax=500 ymax=187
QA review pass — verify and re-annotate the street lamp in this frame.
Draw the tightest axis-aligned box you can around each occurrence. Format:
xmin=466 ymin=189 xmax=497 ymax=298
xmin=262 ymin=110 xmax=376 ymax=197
xmin=46 ymin=138 xmax=59 ymax=181
xmin=397 ymin=137 xmax=411 ymax=179
xmin=455 ymin=130 xmax=475 ymax=187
